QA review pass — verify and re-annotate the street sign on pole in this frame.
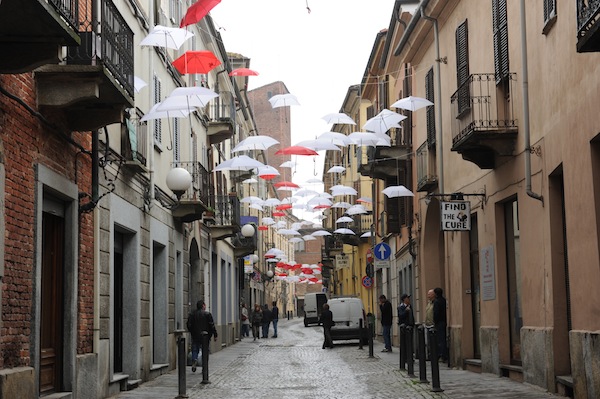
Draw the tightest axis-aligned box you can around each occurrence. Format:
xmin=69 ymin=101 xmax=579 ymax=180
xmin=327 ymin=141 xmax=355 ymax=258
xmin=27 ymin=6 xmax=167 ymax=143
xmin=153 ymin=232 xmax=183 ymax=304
xmin=374 ymin=259 xmax=390 ymax=269
xmin=362 ymin=275 xmax=373 ymax=288
xmin=366 ymin=249 xmax=374 ymax=264
xmin=374 ymin=242 xmax=391 ymax=260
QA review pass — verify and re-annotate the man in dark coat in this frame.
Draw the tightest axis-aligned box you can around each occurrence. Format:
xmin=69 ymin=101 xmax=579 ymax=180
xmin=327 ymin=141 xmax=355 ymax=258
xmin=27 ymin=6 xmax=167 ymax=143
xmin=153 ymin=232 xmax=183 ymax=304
xmin=379 ymin=295 xmax=393 ymax=352
xmin=397 ymin=293 xmax=413 ymax=326
xmin=261 ymin=304 xmax=272 ymax=338
xmin=187 ymin=300 xmax=218 ymax=382
xmin=433 ymin=287 xmax=448 ymax=362
xmin=271 ymin=301 xmax=279 ymax=338
xmin=319 ymin=303 xmax=334 ymax=349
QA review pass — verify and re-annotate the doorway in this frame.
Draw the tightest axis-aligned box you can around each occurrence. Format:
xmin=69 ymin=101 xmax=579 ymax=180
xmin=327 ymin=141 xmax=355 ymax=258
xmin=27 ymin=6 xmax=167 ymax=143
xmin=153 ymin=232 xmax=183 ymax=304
xmin=504 ymin=200 xmax=522 ymax=365
xmin=114 ymin=232 xmax=124 ymax=373
xmin=469 ymin=214 xmax=481 ymax=358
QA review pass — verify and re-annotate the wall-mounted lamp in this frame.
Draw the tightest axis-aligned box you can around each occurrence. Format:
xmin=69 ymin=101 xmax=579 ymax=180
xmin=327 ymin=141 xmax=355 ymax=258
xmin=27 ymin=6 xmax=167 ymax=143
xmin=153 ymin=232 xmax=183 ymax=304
xmin=166 ymin=167 xmax=192 ymax=200
xmin=241 ymin=223 xmax=256 ymax=238
xmin=266 ymin=270 xmax=274 ymax=279
xmin=250 ymin=254 xmax=259 ymax=264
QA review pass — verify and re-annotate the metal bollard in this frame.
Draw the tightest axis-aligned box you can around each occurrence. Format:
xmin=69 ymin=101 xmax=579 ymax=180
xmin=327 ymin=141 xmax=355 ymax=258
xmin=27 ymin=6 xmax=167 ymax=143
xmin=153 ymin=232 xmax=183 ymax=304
xmin=177 ymin=336 xmax=187 ymax=398
xmin=428 ymin=327 xmax=443 ymax=392
xmin=358 ymin=319 xmax=364 ymax=350
xmin=417 ymin=325 xmax=428 ymax=383
xmin=287 ymin=311 xmax=290 ymax=320
xmin=406 ymin=325 xmax=415 ymax=377
xmin=368 ymin=318 xmax=374 ymax=358
xmin=201 ymin=334 xmax=210 ymax=384
xmin=399 ymin=324 xmax=406 ymax=370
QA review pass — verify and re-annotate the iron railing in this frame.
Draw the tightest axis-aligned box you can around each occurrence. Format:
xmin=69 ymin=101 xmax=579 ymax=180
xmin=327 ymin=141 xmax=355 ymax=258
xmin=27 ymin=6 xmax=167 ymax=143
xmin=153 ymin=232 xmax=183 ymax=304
xmin=450 ymin=73 xmax=518 ymax=146
xmin=66 ymin=0 xmax=134 ymax=97
xmin=49 ymin=0 xmax=79 ymax=29
xmin=351 ymin=213 xmax=373 ymax=235
xmin=578 ymin=0 xmax=600 ymax=36
xmin=172 ymin=161 xmax=211 ymax=205
xmin=210 ymin=195 xmax=241 ymax=227
xmin=416 ymin=141 xmax=437 ymax=191
xmin=208 ymin=91 xmax=236 ymax=125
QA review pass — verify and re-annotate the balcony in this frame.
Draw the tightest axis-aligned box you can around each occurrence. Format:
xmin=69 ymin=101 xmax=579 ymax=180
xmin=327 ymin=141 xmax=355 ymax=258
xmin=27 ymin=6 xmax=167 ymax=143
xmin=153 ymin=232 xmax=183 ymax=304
xmin=121 ymin=110 xmax=148 ymax=174
xmin=170 ymin=161 xmax=212 ymax=222
xmin=207 ymin=91 xmax=236 ymax=145
xmin=0 ymin=0 xmax=80 ymax=73
xmin=416 ymin=142 xmax=438 ymax=192
xmin=34 ymin=0 xmax=134 ymax=131
xmin=358 ymin=133 xmax=411 ymax=181
xmin=322 ymin=234 xmax=344 ymax=259
xmin=450 ymin=73 xmax=518 ymax=169
xmin=577 ymin=0 xmax=600 ymax=52
xmin=205 ymin=194 xmax=242 ymax=240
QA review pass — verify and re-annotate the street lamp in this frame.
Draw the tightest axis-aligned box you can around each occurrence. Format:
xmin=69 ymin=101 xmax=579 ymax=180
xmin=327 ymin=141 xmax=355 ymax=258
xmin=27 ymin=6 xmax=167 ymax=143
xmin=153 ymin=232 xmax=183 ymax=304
xmin=166 ymin=167 xmax=192 ymax=200
xmin=241 ymin=223 xmax=255 ymax=238
xmin=250 ymin=254 xmax=259 ymax=264
xmin=266 ymin=270 xmax=274 ymax=279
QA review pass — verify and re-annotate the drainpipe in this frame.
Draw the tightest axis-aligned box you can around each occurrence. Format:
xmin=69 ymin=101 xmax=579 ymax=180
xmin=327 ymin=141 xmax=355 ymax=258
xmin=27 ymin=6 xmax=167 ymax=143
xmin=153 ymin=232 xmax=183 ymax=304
xmin=520 ymin=0 xmax=543 ymax=202
xmin=147 ymin=0 xmax=156 ymax=210
xmin=420 ymin=7 xmax=444 ymax=194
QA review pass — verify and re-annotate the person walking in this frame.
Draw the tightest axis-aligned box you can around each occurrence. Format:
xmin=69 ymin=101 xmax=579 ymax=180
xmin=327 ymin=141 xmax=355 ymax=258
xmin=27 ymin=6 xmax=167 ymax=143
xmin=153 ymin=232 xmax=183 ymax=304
xmin=241 ymin=303 xmax=250 ymax=338
xmin=186 ymin=300 xmax=218 ymax=383
xmin=271 ymin=301 xmax=279 ymax=338
xmin=261 ymin=304 xmax=272 ymax=338
xmin=319 ymin=303 xmax=334 ymax=349
xmin=379 ymin=294 xmax=393 ymax=352
xmin=433 ymin=287 xmax=448 ymax=362
xmin=251 ymin=303 xmax=262 ymax=341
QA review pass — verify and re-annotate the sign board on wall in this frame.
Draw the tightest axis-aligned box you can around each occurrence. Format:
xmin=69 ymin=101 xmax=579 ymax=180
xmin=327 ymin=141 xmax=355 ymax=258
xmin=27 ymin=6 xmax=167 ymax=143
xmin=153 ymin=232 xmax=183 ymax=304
xmin=244 ymin=256 xmax=253 ymax=274
xmin=335 ymin=254 xmax=349 ymax=269
xmin=480 ymin=245 xmax=496 ymax=301
xmin=440 ymin=201 xmax=471 ymax=231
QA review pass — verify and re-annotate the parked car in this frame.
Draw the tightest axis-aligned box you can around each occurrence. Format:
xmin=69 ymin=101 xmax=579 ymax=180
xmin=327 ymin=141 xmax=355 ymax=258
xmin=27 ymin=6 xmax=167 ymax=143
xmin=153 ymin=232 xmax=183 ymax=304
xmin=328 ymin=297 xmax=369 ymax=344
xmin=303 ymin=292 xmax=328 ymax=327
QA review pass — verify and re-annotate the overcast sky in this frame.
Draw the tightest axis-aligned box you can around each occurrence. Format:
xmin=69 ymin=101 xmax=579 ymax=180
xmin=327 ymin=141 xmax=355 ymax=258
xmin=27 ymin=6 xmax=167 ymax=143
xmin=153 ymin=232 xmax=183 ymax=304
xmin=210 ymin=0 xmax=398 ymax=221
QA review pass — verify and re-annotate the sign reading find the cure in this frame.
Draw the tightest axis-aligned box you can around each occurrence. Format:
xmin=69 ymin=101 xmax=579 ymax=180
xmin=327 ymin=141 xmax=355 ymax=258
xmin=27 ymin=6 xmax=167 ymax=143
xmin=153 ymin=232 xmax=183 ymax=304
xmin=440 ymin=201 xmax=471 ymax=231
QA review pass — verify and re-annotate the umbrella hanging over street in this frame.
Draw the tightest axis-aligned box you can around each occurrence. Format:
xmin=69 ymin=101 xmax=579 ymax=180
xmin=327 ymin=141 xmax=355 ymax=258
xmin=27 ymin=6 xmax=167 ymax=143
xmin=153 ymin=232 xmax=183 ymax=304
xmin=229 ymin=68 xmax=259 ymax=76
xmin=348 ymin=132 xmax=389 ymax=147
xmin=140 ymin=103 xmax=191 ymax=122
xmin=274 ymin=181 xmax=300 ymax=189
xmin=363 ymin=109 xmax=407 ymax=134
xmin=134 ymin=76 xmax=147 ymax=93
xmin=391 ymin=95 xmax=434 ymax=111
xmin=180 ymin=0 xmax=221 ymax=27
xmin=311 ymin=230 xmax=332 ymax=237
xmin=317 ymin=132 xmax=352 ymax=147
xmin=336 ymin=216 xmax=354 ymax=224
xmin=173 ymin=50 xmax=221 ymax=74
xmin=275 ymin=146 xmax=318 ymax=156
xmin=295 ymin=139 xmax=341 ymax=152
xmin=168 ymin=86 xmax=219 ymax=104
xmin=256 ymin=165 xmax=280 ymax=180
xmin=140 ymin=25 xmax=193 ymax=50
xmin=268 ymin=93 xmax=300 ymax=108
xmin=322 ymin=112 xmax=356 ymax=125
xmin=327 ymin=166 xmax=346 ymax=174
xmin=381 ymin=185 xmax=415 ymax=198
xmin=213 ymin=155 xmax=265 ymax=171
xmin=334 ymin=228 xmax=355 ymax=235
xmin=232 ymin=135 xmax=279 ymax=152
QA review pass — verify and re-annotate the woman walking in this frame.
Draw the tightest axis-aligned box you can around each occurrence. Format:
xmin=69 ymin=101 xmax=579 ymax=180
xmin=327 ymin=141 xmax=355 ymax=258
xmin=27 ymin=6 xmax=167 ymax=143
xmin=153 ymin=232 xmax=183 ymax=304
xmin=251 ymin=303 xmax=263 ymax=341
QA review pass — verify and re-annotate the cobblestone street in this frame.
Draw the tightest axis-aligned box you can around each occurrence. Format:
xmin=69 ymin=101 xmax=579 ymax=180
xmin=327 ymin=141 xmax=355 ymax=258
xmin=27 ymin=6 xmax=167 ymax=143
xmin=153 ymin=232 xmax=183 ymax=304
xmin=111 ymin=318 xmax=561 ymax=399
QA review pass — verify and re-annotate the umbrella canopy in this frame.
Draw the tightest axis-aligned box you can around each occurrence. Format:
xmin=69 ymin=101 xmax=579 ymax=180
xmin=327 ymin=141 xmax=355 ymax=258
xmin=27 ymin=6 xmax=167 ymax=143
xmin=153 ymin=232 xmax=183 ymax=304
xmin=295 ymin=139 xmax=341 ymax=152
xmin=268 ymin=93 xmax=300 ymax=108
xmin=140 ymin=25 xmax=193 ymax=49
xmin=311 ymin=230 xmax=332 ymax=237
xmin=173 ymin=50 xmax=221 ymax=74
xmin=213 ymin=155 xmax=264 ymax=171
xmin=289 ymin=237 xmax=304 ymax=243
xmin=346 ymin=204 xmax=368 ymax=215
xmin=348 ymin=132 xmax=389 ymax=147
xmin=334 ymin=228 xmax=355 ymax=235
xmin=180 ymin=0 xmax=221 ymax=27
xmin=277 ymin=229 xmax=301 ymax=236
xmin=229 ymin=67 xmax=259 ymax=76
xmin=322 ymin=112 xmax=356 ymax=125
xmin=256 ymin=165 xmax=280 ymax=180
xmin=274 ymin=181 xmax=300 ymax=189
xmin=156 ymin=95 xmax=208 ymax=111
xmin=134 ymin=76 xmax=147 ymax=93
xmin=240 ymin=196 xmax=264 ymax=204
xmin=330 ymin=185 xmax=358 ymax=196
xmin=275 ymin=204 xmax=293 ymax=211
xmin=168 ymin=86 xmax=219 ymax=105
xmin=280 ymin=160 xmax=297 ymax=168
xmin=140 ymin=103 xmax=191 ymax=122
xmin=360 ymin=231 xmax=372 ymax=238
xmin=317 ymin=132 xmax=352 ymax=147
xmin=293 ymin=188 xmax=320 ymax=197
xmin=302 ymin=235 xmax=317 ymax=241
xmin=357 ymin=196 xmax=373 ymax=204
xmin=363 ymin=109 xmax=407 ymax=134
xmin=261 ymin=217 xmax=275 ymax=225
xmin=242 ymin=178 xmax=258 ymax=184
xmin=275 ymin=146 xmax=318 ymax=156
xmin=332 ymin=201 xmax=352 ymax=209
xmin=391 ymin=96 xmax=434 ymax=111
xmin=232 ymin=135 xmax=279 ymax=152
xmin=382 ymin=185 xmax=415 ymax=198
xmin=263 ymin=198 xmax=281 ymax=207
xmin=336 ymin=216 xmax=354 ymax=224
xmin=327 ymin=166 xmax=346 ymax=173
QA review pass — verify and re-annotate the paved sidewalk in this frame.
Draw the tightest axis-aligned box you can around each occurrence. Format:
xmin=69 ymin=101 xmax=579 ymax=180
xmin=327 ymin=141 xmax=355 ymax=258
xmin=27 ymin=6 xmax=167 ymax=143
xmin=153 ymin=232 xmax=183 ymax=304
xmin=110 ymin=318 xmax=560 ymax=399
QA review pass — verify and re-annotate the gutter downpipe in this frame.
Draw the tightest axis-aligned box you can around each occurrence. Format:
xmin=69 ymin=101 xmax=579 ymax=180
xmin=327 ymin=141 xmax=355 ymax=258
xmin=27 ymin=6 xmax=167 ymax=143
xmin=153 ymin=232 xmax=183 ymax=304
xmin=520 ymin=0 xmax=543 ymax=202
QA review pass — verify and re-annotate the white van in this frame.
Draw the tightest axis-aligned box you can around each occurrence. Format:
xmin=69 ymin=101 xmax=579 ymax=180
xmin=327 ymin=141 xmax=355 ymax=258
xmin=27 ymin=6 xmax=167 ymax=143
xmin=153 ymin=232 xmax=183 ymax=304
xmin=303 ymin=292 xmax=328 ymax=327
xmin=328 ymin=297 xmax=369 ymax=344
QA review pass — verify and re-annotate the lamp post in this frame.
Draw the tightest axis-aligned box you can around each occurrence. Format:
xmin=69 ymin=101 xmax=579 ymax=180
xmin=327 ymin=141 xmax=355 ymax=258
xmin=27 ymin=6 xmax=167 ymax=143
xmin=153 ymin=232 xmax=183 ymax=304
xmin=241 ymin=223 xmax=255 ymax=238
xmin=166 ymin=167 xmax=192 ymax=200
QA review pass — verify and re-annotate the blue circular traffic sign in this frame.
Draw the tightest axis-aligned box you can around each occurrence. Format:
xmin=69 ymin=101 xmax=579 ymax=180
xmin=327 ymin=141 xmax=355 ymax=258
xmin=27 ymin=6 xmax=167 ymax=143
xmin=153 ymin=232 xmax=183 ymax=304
xmin=374 ymin=242 xmax=391 ymax=260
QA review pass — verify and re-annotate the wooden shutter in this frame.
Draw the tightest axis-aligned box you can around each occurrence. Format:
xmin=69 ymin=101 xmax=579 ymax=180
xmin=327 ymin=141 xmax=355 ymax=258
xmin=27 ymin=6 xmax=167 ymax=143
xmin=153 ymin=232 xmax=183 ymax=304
xmin=492 ymin=0 xmax=509 ymax=82
xmin=153 ymin=75 xmax=162 ymax=143
xmin=425 ymin=67 xmax=436 ymax=148
xmin=173 ymin=118 xmax=180 ymax=163
xmin=456 ymin=20 xmax=470 ymax=115
xmin=544 ymin=0 xmax=556 ymax=23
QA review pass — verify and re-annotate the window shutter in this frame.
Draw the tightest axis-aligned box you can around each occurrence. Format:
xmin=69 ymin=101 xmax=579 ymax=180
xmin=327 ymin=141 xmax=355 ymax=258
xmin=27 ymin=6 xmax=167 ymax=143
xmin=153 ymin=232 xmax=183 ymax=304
xmin=544 ymin=0 xmax=556 ymax=23
xmin=153 ymin=75 xmax=162 ymax=143
xmin=456 ymin=20 xmax=470 ymax=115
xmin=425 ymin=67 xmax=436 ymax=148
xmin=173 ymin=118 xmax=180 ymax=163
xmin=492 ymin=0 xmax=509 ymax=82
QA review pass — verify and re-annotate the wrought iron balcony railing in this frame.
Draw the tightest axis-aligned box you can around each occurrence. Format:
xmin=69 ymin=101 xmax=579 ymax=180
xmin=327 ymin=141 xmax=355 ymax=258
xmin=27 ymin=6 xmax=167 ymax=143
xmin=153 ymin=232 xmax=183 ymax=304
xmin=416 ymin=141 xmax=437 ymax=192
xmin=173 ymin=161 xmax=211 ymax=205
xmin=50 ymin=0 xmax=80 ymax=28
xmin=577 ymin=0 xmax=600 ymax=52
xmin=209 ymin=194 xmax=241 ymax=227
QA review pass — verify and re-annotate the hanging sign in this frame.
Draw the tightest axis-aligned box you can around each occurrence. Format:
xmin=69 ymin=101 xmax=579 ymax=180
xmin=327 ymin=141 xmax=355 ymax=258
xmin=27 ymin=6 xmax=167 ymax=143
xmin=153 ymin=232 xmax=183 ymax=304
xmin=336 ymin=254 xmax=349 ymax=268
xmin=440 ymin=201 xmax=471 ymax=231
xmin=244 ymin=256 xmax=253 ymax=274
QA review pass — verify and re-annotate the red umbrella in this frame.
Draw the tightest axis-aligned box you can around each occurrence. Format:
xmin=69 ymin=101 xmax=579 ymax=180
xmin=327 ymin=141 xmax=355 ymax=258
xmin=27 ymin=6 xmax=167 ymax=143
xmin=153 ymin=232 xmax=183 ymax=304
xmin=275 ymin=204 xmax=293 ymax=210
xmin=173 ymin=51 xmax=221 ymax=74
xmin=275 ymin=145 xmax=318 ymax=156
xmin=272 ymin=211 xmax=286 ymax=217
xmin=258 ymin=225 xmax=269 ymax=231
xmin=180 ymin=0 xmax=221 ymax=27
xmin=229 ymin=68 xmax=259 ymax=77
xmin=273 ymin=181 xmax=300 ymax=189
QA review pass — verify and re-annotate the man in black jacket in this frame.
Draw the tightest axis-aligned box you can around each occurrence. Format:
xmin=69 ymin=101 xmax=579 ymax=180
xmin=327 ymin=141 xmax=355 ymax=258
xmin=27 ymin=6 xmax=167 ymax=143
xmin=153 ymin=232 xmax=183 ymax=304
xmin=319 ymin=303 xmax=334 ymax=349
xmin=261 ymin=304 xmax=272 ymax=338
xmin=433 ymin=287 xmax=448 ymax=362
xmin=379 ymin=295 xmax=393 ymax=352
xmin=187 ymin=300 xmax=218 ymax=383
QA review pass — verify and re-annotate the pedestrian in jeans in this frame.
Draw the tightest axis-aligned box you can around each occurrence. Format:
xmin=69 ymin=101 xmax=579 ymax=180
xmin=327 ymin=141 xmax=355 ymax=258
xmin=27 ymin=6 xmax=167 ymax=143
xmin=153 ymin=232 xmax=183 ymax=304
xmin=186 ymin=300 xmax=218 ymax=375
xmin=379 ymin=294 xmax=393 ymax=352
xmin=261 ymin=304 xmax=272 ymax=338
xmin=241 ymin=303 xmax=250 ymax=338
xmin=319 ymin=303 xmax=334 ymax=349
xmin=251 ymin=303 xmax=262 ymax=341
xmin=271 ymin=301 xmax=279 ymax=338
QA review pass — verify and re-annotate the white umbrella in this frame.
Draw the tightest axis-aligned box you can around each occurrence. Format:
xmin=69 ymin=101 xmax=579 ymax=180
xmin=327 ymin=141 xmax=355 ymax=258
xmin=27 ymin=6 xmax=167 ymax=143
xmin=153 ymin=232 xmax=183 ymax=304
xmin=318 ymin=132 xmax=352 ymax=147
xmin=261 ymin=217 xmax=275 ymax=225
xmin=233 ymin=136 xmax=280 ymax=152
xmin=278 ymin=229 xmax=301 ymax=236
xmin=293 ymin=188 xmax=320 ymax=197
xmin=140 ymin=25 xmax=193 ymax=50
xmin=336 ymin=216 xmax=354 ymax=224
xmin=348 ymin=132 xmax=385 ymax=147
xmin=273 ymin=221 xmax=287 ymax=229
xmin=327 ymin=166 xmax=346 ymax=174
xmin=213 ymin=155 xmax=265 ymax=172
xmin=382 ymin=185 xmax=415 ymax=198
xmin=357 ymin=196 xmax=373 ymax=204
xmin=264 ymin=198 xmax=281 ymax=207
xmin=391 ymin=96 xmax=434 ymax=111
xmin=302 ymin=235 xmax=317 ymax=241
xmin=322 ymin=112 xmax=356 ymax=125
xmin=332 ymin=201 xmax=352 ymax=209
xmin=346 ymin=204 xmax=368 ymax=215
xmin=360 ymin=231 xmax=373 ymax=238
xmin=307 ymin=197 xmax=333 ymax=208
xmin=289 ymin=237 xmax=304 ymax=243
xmin=330 ymin=185 xmax=358 ymax=196
xmin=295 ymin=139 xmax=341 ymax=151
xmin=134 ymin=76 xmax=147 ymax=93
xmin=156 ymin=95 xmax=208 ymax=111
xmin=140 ymin=102 xmax=191 ymax=122
xmin=249 ymin=203 xmax=264 ymax=211
xmin=334 ymin=228 xmax=355 ymax=235
xmin=168 ymin=86 xmax=218 ymax=105
xmin=311 ymin=230 xmax=332 ymax=236
xmin=280 ymin=161 xmax=297 ymax=168
xmin=240 ymin=196 xmax=264 ymax=204
xmin=305 ymin=178 xmax=323 ymax=184
xmin=243 ymin=178 xmax=258 ymax=184
xmin=256 ymin=165 xmax=280 ymax=179
xmin=363 ymin=109 xmax=407 ymax=134
xmin=268 ymin=93 xmax=300 ymax=108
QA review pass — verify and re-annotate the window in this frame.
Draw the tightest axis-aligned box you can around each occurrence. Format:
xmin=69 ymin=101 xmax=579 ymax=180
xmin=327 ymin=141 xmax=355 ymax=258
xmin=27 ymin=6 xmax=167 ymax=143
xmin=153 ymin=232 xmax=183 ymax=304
xmin=153 ymin=75 xmax=162 ymax=144
xmin=173 ymin=117 xmax=180 ymax=163
xmin=456 ymin=20 xmax=470 ymax=115
xmin=492 ymin=0 xmax=510 ymax=83
xmin=425 ymin=67 xmax=436 ymax=147
xmin=543 ymin=0 xmax=557 ymax=34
